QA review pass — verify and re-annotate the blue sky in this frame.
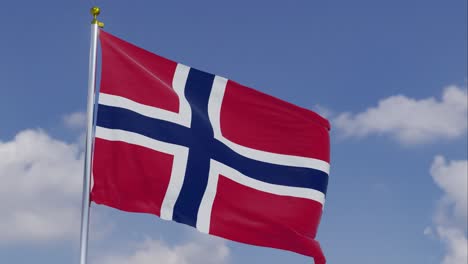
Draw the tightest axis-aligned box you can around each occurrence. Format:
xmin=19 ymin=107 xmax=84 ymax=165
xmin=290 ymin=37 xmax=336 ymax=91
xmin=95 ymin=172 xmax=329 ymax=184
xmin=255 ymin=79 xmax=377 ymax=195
xmin=0 ymin=1 xmax=466 ymax=264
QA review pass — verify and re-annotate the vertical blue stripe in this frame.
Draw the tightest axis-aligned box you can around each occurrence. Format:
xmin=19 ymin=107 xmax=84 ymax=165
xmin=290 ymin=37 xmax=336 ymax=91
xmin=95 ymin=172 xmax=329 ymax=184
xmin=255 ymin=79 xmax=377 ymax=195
xmin=172 ymin=68 xmax=215 ymax=227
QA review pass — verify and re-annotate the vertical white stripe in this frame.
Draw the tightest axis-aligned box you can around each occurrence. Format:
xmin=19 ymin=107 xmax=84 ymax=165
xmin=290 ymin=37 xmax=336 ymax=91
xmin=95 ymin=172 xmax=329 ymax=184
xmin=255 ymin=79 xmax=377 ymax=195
xmin=172 ymin=64 xmax=192 ymax=127
xmin=207 ymin=76 xmax=228 ymax=139
xmin=161 ymin=64 xmax=192 ymax=219
xmin=196 ymin=159 xmax=220 ymax=233
xmin=160 ymin=151 xmax=189 ymax=220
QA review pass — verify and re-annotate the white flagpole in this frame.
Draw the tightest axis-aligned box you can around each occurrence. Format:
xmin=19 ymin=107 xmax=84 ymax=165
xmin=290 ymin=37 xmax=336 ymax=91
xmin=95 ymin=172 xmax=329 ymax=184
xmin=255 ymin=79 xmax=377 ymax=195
xmin=79 ymin=7 xmax=102 ymax=264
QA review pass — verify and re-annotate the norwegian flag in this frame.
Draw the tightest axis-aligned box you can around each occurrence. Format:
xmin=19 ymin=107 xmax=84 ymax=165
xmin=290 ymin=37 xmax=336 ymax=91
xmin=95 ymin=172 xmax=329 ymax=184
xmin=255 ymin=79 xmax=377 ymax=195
xmin=92 ymin=30 xmax=330 ymax=264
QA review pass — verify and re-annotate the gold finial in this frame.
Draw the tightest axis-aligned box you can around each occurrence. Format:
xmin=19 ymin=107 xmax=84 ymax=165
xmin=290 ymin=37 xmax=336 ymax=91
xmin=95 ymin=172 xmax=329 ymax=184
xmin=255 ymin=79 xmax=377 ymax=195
xmin=90 ymin=6 xmax=104 ymax=28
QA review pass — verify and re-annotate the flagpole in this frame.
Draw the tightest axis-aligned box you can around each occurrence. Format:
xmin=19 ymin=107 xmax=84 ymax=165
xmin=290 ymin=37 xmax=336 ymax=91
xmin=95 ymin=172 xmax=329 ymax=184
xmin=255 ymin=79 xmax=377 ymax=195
xmin=79 ymin=7 xmax=102 ymax=264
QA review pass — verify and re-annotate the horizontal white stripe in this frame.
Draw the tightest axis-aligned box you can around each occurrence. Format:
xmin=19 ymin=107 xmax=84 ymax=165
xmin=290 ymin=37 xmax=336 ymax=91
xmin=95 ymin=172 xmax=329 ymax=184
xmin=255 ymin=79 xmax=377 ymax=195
xmin=208 ymin=76 xmax=330 ymax=174
xmin=98 ymin=93 xmax=178 ymax=121
xmin=196 ymin=159 xmax=325 ymax=233
xmin=95 ymin=126 xmax=189 ymax=221
xmin=98 ymin=63 xmax=192 ymax=127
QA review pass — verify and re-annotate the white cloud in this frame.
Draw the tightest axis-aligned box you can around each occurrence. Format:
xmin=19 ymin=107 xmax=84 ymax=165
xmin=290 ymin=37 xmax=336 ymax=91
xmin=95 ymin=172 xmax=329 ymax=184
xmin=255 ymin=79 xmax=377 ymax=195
xmin=436 ymin=226 xmax=468 ymax=264
xmin=431 ymin=156 xmax=468 ymax=222
xmin=63 ymin=111 xmax=87 ymax=130
xmin=429 ymin=156 xmax=468 ymax=264
xmin=94 ymin=236 xmax=230 ymax=264
xmin=0 ymin=129 xmax=83 ymax=242
xmin=334 ymin=85 xmax=467 ymax=144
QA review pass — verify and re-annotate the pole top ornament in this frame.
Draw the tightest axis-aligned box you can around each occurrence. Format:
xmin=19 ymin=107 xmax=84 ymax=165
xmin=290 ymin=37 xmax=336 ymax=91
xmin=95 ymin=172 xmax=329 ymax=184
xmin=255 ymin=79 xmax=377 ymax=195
xmin=90 ymin=7 xmax=104 ymax=28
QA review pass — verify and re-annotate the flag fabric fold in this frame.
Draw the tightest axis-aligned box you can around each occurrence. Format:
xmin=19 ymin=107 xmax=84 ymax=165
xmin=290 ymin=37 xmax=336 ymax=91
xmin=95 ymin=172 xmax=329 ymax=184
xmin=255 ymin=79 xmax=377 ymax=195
xmin=91 ymin=30 xmax=330 ymax=264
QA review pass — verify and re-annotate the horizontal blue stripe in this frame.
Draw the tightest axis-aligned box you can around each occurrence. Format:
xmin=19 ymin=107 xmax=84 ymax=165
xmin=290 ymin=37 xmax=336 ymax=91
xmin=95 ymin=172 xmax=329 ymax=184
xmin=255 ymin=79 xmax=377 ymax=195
xmin=96 ymin=104 xmax=329 ymax=194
